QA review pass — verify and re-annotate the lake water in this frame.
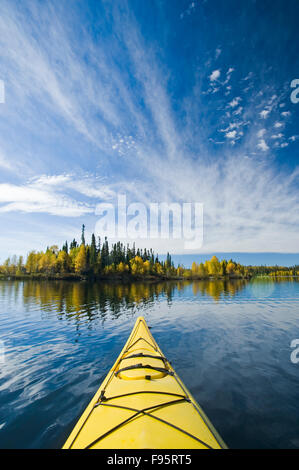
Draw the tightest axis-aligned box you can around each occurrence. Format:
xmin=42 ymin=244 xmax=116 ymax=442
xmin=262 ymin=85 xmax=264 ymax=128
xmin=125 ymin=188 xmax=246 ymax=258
xmin=0 ymin=278 xmax=298 ymax=449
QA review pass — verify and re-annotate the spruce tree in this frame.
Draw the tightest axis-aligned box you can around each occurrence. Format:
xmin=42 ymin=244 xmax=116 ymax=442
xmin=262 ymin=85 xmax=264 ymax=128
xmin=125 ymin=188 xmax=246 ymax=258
xmin=90 ymin=233 xmax=97 ymax=270
xmin=81 ymin=224 xmax=85 ymax=246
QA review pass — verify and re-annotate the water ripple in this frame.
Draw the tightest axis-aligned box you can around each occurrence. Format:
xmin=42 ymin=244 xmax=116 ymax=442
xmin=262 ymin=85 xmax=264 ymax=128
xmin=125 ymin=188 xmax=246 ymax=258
xmin=0 ymin=279 xmax=298 ymax=448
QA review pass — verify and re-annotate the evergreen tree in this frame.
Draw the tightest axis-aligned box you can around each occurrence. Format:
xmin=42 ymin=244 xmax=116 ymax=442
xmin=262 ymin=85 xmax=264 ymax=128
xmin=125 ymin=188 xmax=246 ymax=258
xmin=97 ymin=237 xmax=101 ymax=254
xmin=90 ymin=233 xmax=97 ymax=270
xmin=0 ymin=225 xmax=253 ymax=281
xmin=81 ymin=224 xmax=85 ymax=246
xmin=70 ymin=239 xmax=77 ymax=250
xmin=62 ymin=241 xmax=68 ymax=253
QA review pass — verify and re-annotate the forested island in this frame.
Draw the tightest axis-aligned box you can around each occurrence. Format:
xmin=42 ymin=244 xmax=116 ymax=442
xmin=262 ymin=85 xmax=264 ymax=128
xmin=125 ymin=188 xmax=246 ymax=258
xmin=0 ymin=226 xmax=298 ymax=281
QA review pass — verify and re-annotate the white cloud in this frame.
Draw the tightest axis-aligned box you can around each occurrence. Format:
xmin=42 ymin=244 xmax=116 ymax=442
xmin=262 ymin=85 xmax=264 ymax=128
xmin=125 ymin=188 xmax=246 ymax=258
xmin=225 ymin=130 xmax=237 ymax=139
xmin=228 ymin=97 xmax=241 ymax=108
xmin=0 ymin=182 xmax=92 ymax=216
xmin=257 ymin=129 xmax=266 ymax=138
xmin=0 ymin=1 xmax=153 ymax=154
xmin=260 ymin=109 xmax=270 ymax=119
xmin=233 ymin=106 xmax=243 ymax=116
xmin=221 ymin=122 xmax=238 ymax=132
xmin=124 ymin=152 xmax=299 ymax=253
xmin=242 ymin=72 xmax=253 ymax=81
xmin=215 ymin=48 xmax=222 ymax=59
xmin=31 ymin=174 xmax=116 ymax=200
xmin=274 ymin=122 xmax=283 ymax=128
xmin=0 ymin=173 xmax=116 ymax=217
xmin=257 ymin=139 xmax=269 ymax=151
xmin=0 ymin=1 xmax=298 ymax=255
xmin=281 ymin=111 xmax=291 ymax=117
xmin=209 ymin=69 xmax=221 ymax=82
xmin=271 ymin=133 xmax=283 ymax=139
xmin=223 ymin=67 xmax=234 ymax=85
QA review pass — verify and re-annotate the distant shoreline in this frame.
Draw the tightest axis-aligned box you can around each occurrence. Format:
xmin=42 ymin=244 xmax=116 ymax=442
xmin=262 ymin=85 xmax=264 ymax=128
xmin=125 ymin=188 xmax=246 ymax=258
xmin=2 ymin=273 xmax=299 ymax=282
xmin=0 ymin=273 xmax=256 ymax=283
xmin=0 ymin=272 xmax=253 ymax=282
xmin=1 ymin=229 xmax=298 ymax=281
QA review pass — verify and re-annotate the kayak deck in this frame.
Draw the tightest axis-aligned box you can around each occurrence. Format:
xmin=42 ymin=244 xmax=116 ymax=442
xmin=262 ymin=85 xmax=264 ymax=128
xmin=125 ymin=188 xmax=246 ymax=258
xmin=63 ymin=316 xmax=226 ymax=449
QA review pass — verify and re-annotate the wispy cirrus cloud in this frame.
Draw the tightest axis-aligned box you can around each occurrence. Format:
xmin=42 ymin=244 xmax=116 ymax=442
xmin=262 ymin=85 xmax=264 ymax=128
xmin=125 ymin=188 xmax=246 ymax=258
xmin=0 ymin=149 xmax=12 ymax=170
xmin=0 ymin=1 xmax=150 ymax=156
xmin=0 ymin=0 xmax=298 ymax=256
xmin=0 ymin=174 xmax=116 ymax=217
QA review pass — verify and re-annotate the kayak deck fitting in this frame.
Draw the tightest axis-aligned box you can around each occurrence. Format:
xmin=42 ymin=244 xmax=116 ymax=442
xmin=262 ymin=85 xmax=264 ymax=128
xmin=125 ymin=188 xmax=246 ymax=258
xmin=63 ymin=316 xmax=226 ymax=449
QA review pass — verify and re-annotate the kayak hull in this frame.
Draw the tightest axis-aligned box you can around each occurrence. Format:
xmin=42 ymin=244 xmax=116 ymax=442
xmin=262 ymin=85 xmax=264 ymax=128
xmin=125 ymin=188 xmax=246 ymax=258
xmin=63 ymin=316 xmax=226 ymax=449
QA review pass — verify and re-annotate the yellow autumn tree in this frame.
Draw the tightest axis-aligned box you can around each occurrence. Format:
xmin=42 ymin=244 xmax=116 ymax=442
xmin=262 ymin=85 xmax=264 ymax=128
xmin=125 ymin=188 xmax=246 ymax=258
xmin=198 ymin=262 xmax=207 ymax=278
xmin=75 ymin=245 xmax=87 ymax=274
xmin=38 ymin=253 xmax=48 ymax=273
xmin=16 ymin=256 xmax=24 ymax=276
xmin=130 ymin=256 xmax=145 ymax=276
xmin=143 ymin=260 xmax=151 ymax=274
xmin=69 ymin=246 xmax=80 ymax=271
xmin=207 ymin=256 xmax=221 ymax=276
xmin=226 ymin=262 xmax=235 ymax=275
xmin=26 ymin=251 xmax=39 ymax=273
xmin=56 ymin=250 xmax=70 ymax=273
xmin=177 ymin=266 xmax=184 ymax=277
xmin=117 ymin=262 xmax=127 ymax=273
xmin=154 ymin=262 xmax=164 ymax=276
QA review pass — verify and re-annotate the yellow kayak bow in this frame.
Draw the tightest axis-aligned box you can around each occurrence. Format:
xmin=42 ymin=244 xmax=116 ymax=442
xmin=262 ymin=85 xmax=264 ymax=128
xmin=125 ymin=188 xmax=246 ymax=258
xmin=63 ymin=316 xmax=226 ymax=449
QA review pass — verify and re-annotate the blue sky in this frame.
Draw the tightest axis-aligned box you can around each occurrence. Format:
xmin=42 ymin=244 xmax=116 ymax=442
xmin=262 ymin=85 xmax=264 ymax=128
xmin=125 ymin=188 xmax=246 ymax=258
xmin=0 ymin=0 xmax=298 ymax=264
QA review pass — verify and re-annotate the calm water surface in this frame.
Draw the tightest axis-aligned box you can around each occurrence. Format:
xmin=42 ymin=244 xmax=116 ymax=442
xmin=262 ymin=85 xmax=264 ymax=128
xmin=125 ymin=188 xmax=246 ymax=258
xmin=0 ymin=278 xmax=298 ymax=449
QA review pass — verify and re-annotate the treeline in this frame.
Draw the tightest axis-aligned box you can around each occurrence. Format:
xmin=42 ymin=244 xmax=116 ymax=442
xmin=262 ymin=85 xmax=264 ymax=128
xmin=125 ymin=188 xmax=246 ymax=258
xmin=0 ymin=225 xmax=174 ymax=279
xmin=246 ymin=265 xmax=299 ymax=277
xmin=182 ymin=257 xmax=249 ymax=279
xmin=0 ymin=225 xmax=251 ymax=280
